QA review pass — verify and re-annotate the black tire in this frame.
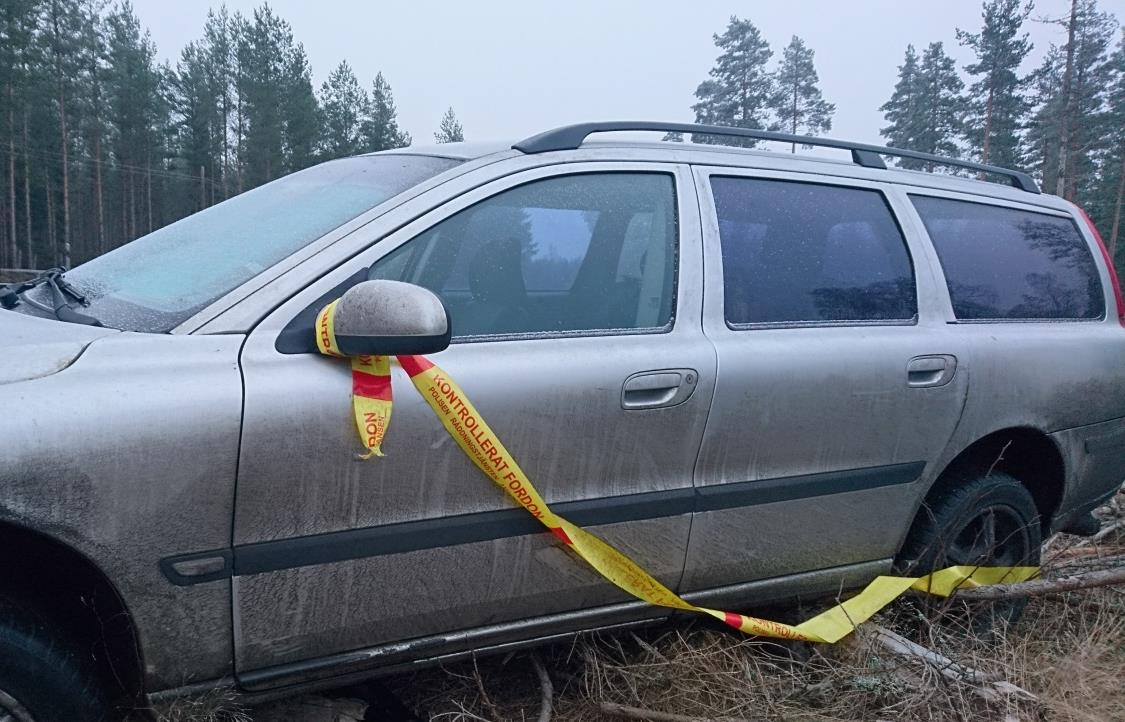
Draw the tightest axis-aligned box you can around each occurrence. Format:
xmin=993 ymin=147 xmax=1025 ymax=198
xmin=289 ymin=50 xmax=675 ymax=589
xmin=896 ymin=472 xmax=1041 ymax=631
xmin=0 ymin=601 xmax=110 ymax=722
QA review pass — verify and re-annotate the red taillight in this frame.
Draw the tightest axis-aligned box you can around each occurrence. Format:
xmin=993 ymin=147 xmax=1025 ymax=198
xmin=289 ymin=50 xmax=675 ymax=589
xmin=1073 ymin=203 xmax=1125 ymax=327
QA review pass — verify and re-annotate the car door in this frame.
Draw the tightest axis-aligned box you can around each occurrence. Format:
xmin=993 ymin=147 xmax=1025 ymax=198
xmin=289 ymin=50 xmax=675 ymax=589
xmin=683 ymin=168 xmax=970 ymax=604
xmin=232 ymin=162 xmax=716 ymax=682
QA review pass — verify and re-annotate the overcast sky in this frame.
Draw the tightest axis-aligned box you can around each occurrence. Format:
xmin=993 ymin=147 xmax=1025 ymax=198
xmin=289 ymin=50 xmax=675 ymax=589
xmin=130 ymin=0 xmax=1124 ymax=149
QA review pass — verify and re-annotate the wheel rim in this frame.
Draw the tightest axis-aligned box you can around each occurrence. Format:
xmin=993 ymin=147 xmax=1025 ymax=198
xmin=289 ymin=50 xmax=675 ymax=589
xmin=0 ymin=689 xmax=35 ymax=722
xmin=946 ymin=503 xmax=1033 ymax=568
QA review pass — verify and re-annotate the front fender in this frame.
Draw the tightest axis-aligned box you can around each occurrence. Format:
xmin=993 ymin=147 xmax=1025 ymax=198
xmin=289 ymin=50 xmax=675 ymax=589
xmin=0 ymin=331 xmax=244 ymax=690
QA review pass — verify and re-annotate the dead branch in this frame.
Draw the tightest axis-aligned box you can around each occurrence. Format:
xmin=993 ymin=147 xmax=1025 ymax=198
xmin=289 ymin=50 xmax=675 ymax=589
xmin=598 ymin=702 xmax=747 ymax=722
xmin=471 ymin=654 xmax=500 ymax=722
xmin=955 ymin=567 xmax=1125 ymax=602
xmin=1092 ymin=519 xmax=1125 ymax=543
xmin=530 ymin=652 xmax=553 ymax=722
xmin=863 ymin=625 xmax=996 ymax=684
xmin=862 ymin=625 xmax=1037 ymax=703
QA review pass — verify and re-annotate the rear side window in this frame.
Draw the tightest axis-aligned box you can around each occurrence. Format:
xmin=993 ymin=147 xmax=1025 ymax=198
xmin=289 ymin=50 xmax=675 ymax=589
xmin=911 ymin=196 xmax=1104 ymax=320
xmin=712 ymin=177 xmax=916 ymax=325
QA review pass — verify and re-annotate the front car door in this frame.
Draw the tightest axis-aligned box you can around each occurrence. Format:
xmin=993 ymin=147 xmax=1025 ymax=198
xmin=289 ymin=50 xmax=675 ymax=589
xmin=684 ymin=168 xmax=970 ymax=608
xmin=232 ymin=162 xmax=715 ymax=686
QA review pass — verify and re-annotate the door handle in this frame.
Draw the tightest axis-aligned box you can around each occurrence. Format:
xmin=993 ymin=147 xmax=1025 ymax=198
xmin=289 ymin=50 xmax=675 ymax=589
xmin=907 ymin=354 xmax=957 ymax=388
xmin=622 ymin=369 xmax=698 ymax=410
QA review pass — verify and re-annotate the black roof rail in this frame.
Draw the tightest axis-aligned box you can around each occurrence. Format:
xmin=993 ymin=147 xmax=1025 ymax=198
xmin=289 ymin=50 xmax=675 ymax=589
xmin=512 ymin=121 xmax=1039 ymax=194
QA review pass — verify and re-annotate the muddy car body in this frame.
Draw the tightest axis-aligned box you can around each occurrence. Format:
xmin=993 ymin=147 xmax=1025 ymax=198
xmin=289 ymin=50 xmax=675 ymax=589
xmin=1 ymin=122 xmax=1123 ymax=718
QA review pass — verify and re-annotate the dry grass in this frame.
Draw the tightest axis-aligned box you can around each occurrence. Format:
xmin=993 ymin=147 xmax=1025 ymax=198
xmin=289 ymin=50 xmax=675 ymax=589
xmin=163 ymin=488 xmax=1122 ymax=722
xmin=388 ymin=492 xmax=1125 ymax=722
xmin=388 ymin=583 xmax=1124 ymax=722
xmin=145 ymin=686 xmax=251 ymax=722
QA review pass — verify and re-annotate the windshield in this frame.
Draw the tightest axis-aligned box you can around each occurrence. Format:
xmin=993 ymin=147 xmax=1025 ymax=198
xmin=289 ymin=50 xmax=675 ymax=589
xmin=53 ymin=154 xmax=460 ymax=332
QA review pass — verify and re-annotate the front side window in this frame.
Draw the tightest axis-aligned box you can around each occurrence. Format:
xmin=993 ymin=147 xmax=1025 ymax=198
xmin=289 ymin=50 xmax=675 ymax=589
xmin=712 ymin=177 xmax=916 ymax=325
xmin=911 ymin=195 xmax=1104 ymax=320
xmin=369 ymin=173 xmax=677 ymax=337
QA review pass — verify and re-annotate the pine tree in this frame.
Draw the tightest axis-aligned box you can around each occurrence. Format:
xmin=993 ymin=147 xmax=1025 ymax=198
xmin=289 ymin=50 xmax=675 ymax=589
xmin=237 ymin=6 xmax=287 ymax=186
xmin=880 ymin=45 xmax=922 ymax=151
xmin=771 ymin=35 xmax=834 ymax=151
xmin=0 ymin=0 xmax=43 ymax=268
xmin=318 ymin=60 xmax=367 ymax=159
xmin=1023 ymin=45 xmax=1066 ymax=193
xmin=434 ymin=106 xmax=464 ymax=143
xmin=691 ymin=16 xmax=774 ymax=146
xmin=879 ymin=43 xmax=964 ymax=170
xmin=363 ymin=72 xmax=410 ymax=151
xmin=103 ymin=1 xmax=164 ymax=243
xmin=202 ymin=7 xmax=235 ymax=202
xmin=1056 ymin=0 xmax=1116 ymax=201
xmin=1088 ymin=32 xmax=1124 ymax=259
xmin=956 ymin=0 xmax=1033 ymax=169
xmin=282 ymin=42 xmax=318 ymax=172
xmin=916 ymin=43 xmax=966 ymax=165
xmin=42 ymin=0 xmax=92 ymax=265
xmin=171 ymin=41 xmax=215 ymax=215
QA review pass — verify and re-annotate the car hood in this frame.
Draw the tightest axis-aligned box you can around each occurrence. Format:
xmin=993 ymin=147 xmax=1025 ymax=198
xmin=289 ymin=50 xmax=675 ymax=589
xmin=0 ymin=310 xmax=120 ymax=385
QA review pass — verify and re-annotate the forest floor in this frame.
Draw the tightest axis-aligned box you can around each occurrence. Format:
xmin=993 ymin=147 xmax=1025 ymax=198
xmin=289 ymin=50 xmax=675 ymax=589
xmin=163 ymin=486 xmax=1125 ymax=722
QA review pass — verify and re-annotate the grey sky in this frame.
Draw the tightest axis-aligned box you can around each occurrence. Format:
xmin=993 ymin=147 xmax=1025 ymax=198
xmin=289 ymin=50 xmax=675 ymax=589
xmin=131 ymin=0 xmax=1124 ymax=149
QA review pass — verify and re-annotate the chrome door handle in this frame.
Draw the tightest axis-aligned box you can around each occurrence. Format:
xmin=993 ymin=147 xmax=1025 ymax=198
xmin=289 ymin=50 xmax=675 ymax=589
xmin=907 ymin=354 xmax=957 ymax=388
xmin=621 ymin=369 xmax=698 ymax=410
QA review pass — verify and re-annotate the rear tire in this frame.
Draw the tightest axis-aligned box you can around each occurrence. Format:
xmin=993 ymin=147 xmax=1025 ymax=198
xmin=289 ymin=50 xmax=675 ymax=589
xmin=0 ymin=601 xmax=110 ymax=722
xmin=896 ymin=472 xmax=1041 ymax=632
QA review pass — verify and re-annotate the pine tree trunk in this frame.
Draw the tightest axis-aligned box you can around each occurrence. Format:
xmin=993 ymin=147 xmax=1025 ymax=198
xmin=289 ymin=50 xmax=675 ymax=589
xmin=129 ymin=170 xmax=136 ymax=240
xmin=45 ymin=169 xmax=56 ymax=264
xmin=146 ymin=150 xmax=152 ymax=234
xmin=95 ymin=132 xmax=105 ymax=254
xmin=1110 ymin=153 xmax=1125 ymax=258
xmin=981 ymin=85 xmax=994 ymax=166
xmin=52 ymin=10 xmax=71 ymax=267
xmin=8 ymin=81 xmax=16 ymax=268
xmin=1056 ymin=0 xmax=1078 ymax=198
xmin=790 ymin=80 xmax=798 ymax=153
xmin=23 ymin=109 xmax=32 ymax=267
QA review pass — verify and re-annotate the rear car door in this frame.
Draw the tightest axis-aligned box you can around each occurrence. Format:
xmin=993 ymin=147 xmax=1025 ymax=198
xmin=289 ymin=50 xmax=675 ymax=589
xmin=232 ymin=163 xmax=715 ymax=685
xmin=684 ymin=169 xmax=970 ymax=604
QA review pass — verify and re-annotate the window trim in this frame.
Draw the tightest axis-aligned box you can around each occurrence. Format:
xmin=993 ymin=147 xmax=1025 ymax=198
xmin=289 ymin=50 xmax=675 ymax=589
xmin=705 ymin=173 xmax=921 ymax=331
xmin=252 ymin=161 xmax=698 ymax=350
xmin=907 ymin=191 xmax=1107 ymax=325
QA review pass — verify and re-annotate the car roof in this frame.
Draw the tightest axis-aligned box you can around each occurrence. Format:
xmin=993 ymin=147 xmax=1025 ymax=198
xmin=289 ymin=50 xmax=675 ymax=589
xmin=378 ymin=135 xmax=1071 ymax=214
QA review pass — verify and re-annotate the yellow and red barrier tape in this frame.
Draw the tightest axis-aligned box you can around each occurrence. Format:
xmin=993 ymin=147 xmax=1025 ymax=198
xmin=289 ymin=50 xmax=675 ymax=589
xmin=316 ymin=302 xmax=1038 ymax=643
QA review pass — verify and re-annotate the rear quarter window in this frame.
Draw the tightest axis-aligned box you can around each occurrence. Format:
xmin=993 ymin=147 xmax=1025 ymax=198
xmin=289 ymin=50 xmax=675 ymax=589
xmin=910 ymin=195 xmax=1104 ymax=321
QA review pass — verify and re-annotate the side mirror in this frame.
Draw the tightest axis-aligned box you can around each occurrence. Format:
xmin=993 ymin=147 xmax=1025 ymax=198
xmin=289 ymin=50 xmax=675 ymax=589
xmin=330 ymin=280 xmax=451 ymax=355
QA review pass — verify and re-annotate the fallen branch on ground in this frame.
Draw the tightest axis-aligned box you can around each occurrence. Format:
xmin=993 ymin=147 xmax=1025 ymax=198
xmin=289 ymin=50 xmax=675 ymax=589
xmin=955 ymin=567 xmax=1125 ymax=602
xmin=530 ymin=652 xmax=553 ymax=722
xmin=1092 ymin=519 xmax=1125 ymax=543
xmin=862 ymin=625 xmax=1037 ymax=703
xmin=599 ymin=701 xmax=747 ymax=722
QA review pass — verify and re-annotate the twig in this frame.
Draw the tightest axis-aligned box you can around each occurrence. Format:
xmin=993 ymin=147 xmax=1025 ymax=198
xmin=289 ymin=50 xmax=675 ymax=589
xmin=471 ymin=654 xmax=499 ymax=722
xmin=530 ymin=652 xmax=553 ymax=722
xmin=954 ymin=567 xmax=1125 ymax=601
xmin=984 ymin=440 xmax=1012 ymax=478
xmin=599 ymin=702 xmax=746 ymax=722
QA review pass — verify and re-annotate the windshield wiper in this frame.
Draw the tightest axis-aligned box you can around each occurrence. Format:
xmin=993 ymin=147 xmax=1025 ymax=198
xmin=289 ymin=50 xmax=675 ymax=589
xmin=0 ymin=267 xmax=102 ymax=326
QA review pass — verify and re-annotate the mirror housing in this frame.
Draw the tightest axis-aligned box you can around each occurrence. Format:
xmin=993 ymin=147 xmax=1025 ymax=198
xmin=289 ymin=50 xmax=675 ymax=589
xmin=330 ymin=280 xmax=451 ymax=356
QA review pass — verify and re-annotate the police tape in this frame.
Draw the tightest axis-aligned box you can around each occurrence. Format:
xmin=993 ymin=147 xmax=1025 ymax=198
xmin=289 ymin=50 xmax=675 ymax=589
xmin=316 ymin=302 xmax=1039 ymax=643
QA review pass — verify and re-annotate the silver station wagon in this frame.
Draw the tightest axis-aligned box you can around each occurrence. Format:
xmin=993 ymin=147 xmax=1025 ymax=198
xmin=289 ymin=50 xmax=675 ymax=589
xmin=1 ymin=122 xmax=1123 ymax=720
